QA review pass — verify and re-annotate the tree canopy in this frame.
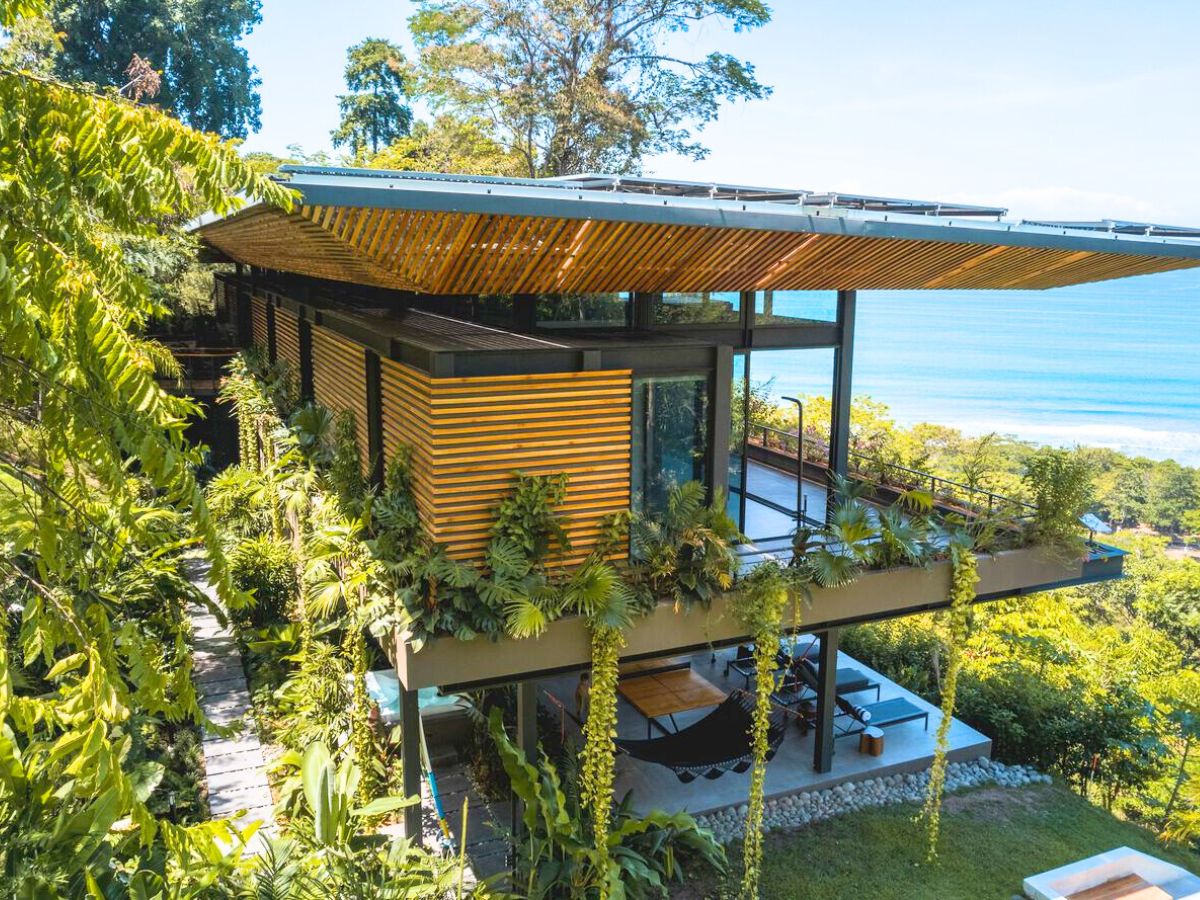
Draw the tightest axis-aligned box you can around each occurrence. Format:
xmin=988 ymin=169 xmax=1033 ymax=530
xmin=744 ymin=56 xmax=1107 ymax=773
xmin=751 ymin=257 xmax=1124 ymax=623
xmin=332 ymin=37 xmax=412 ymax=157
xmin=367 ymin=114 xmax=524 ymax=175
xmin=408 ymin=0 xmax=772 ymax=176
xmin=48 ymin=0 xmax=263 ymax=138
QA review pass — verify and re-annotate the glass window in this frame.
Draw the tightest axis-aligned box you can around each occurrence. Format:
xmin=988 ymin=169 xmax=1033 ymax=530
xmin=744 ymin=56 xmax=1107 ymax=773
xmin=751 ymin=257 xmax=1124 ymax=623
xmin=754 ymin=290 xmax=837 ymax=325
xmin=631 ymin=375 xmax=709 ymax=517
xmin=536 ymin=292 xmax=629 ymax=328
xmin=655 ymin=291 xmax=741 ymax=325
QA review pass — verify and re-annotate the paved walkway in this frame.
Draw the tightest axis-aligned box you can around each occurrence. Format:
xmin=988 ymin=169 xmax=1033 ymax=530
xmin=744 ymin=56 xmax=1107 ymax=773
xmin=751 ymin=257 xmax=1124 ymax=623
xmin=187 ymin=565 xmax=276 ymax=843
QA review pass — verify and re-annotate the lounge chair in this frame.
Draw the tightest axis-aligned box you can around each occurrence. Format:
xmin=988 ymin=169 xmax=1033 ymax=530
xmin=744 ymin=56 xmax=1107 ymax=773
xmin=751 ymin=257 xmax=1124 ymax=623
xmin=724 ymin=636 xmax=820 ymax=688
xmin=616 ymin=691 xmax=787 ymax=783
xmin=771 ymin=657 xmax=881 ymax=708
xmin=832 ymin=696 xmax=929 ymax=739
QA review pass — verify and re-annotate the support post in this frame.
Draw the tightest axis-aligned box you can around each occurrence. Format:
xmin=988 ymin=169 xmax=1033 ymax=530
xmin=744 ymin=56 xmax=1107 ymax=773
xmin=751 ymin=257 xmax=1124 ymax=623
xmin=298 ymin=320 xmax=314 ymax=401
xmin=511 ymin=681 xmax=539 ymax=865
xmin=365 ymin=351 xmax=384 ymax=487
xmin=709 ymin=345 xmax=733 ymax=503
xmin=400 ymin=688 xmax=423 ymax=846
xmin=813 ymin=627 xmax=840 ymax=774
xmin=829 ymin=290 xmax=857 ymax=479
xmin=265 ymin=304 xmax=277 ymax=363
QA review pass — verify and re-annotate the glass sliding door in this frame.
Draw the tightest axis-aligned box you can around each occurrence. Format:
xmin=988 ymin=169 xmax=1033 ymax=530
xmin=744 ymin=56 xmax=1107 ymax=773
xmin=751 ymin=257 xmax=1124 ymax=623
xmin=631 ymin=374 xmax=709 ymax=517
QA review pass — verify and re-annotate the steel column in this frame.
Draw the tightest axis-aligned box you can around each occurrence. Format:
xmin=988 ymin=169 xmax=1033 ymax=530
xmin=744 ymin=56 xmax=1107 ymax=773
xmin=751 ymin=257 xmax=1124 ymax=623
xmin=511 ymin=681 xmax=539 ymax=854
xmin=813 ymin=627 xmax=840 ymax=773
xmin=298 ymin=319 xmax=314 ymax=401
xmin=829 ymin=291 xmax=857 ymax=479
xmin=709 ymin=345 xmax=733 ymax=503
xmin=365 ymin=351 xmax=384 ymax=486
xmin=400 ymin=688 xmax=423 ymax=846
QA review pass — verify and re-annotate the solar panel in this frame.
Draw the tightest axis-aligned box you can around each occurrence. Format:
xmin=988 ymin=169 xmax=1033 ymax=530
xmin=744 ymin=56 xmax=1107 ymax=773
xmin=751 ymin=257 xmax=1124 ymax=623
xmin=1022 ymin=218 xmax=1200 ymax=238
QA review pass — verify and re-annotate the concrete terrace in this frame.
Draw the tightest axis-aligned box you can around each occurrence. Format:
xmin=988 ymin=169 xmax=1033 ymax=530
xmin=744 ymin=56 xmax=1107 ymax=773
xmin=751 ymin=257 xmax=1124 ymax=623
xmin=538 ymin=643 xmax=990 ymax=818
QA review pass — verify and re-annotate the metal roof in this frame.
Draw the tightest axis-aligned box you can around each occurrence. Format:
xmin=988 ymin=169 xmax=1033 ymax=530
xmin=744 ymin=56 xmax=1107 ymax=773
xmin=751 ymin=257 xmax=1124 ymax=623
xmin=195 ymin=165 xmax=1200 ymax=293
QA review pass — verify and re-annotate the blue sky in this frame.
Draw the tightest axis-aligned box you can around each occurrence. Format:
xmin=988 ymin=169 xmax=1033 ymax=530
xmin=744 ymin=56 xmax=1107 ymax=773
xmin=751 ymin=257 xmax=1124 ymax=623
xmin=242 ymin=1 xmax=1200 ymax=224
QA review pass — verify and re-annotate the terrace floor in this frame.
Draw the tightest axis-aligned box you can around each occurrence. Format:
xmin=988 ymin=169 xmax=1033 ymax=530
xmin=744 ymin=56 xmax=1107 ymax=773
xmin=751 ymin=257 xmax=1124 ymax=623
xmin=539 ymin=642 xmax=991 ymax=817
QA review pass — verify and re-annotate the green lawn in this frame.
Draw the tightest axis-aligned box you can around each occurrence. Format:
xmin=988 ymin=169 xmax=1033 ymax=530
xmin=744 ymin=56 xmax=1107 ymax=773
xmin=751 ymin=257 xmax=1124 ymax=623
xmin=681 ymin=783 xmax=1199 ymax=900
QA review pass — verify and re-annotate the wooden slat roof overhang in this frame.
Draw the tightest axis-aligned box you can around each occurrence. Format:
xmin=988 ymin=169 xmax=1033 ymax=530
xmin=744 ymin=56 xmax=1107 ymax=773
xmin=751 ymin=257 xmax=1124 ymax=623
xmin=196 ymin=168 xmax=1200 ymax=294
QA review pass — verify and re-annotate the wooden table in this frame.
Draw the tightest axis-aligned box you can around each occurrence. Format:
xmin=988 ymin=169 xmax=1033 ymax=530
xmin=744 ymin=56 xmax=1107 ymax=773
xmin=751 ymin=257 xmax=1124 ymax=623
xmin=618 ymin=668 xmax=727 ymax=738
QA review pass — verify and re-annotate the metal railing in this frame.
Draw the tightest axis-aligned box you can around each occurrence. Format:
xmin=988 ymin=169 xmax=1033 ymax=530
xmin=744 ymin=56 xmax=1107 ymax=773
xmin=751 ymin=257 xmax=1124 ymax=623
xmin=745 ymin=422 xmax=1037 ymax=519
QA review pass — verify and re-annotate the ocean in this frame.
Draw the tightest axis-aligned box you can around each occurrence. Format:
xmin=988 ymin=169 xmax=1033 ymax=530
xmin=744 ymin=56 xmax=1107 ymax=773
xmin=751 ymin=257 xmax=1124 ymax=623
xmin=749 ymin=268 xmax=1200 ymax=466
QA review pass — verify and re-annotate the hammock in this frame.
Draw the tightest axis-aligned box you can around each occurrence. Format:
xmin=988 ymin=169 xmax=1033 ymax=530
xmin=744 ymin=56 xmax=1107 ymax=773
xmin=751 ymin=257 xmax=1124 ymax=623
xmin=616 ymin=691 xmax=787 ymax=783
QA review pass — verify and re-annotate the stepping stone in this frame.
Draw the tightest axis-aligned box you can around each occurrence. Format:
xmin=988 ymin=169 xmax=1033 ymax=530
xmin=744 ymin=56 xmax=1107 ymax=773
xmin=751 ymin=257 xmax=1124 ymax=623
xmin=204 ymin=688 xmax=252 ymax=712
xmin=208 ymin=768 xmax=272 ymax=795
xmin=209 ymin=785 xmax=274 ymax=817
xmin=203 ymin=734 xmax=262 ymax=758
xmin=203 ymin=747 xmax=267 ymax=776
xmin=198 ymin=676 xmax=249 ymax=699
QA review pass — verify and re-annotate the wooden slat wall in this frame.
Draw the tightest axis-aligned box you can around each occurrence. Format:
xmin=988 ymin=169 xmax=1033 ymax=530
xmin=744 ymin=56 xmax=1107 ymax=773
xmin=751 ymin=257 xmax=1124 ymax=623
xmin=380 ymin=359 xmax=633 ymax=565
xmin=195 ymin=203 xmax=1200 ymax=294
xmin=311 ymin=325 xmax=370 ymax=473
xmin=250 ymin=295 xmax=269 ymax=350
xmin=273 ymin=305 xmax=302 ymax=388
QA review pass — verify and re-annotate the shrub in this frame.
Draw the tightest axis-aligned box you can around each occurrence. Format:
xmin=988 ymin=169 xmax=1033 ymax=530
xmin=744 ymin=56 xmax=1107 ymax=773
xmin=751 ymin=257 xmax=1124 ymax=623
xmin=230 ymin=536 xmax=296 ymax=627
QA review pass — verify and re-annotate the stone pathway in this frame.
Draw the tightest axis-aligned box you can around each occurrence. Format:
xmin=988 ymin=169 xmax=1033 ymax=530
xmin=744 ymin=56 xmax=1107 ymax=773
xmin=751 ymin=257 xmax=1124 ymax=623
xmin=187 ymin=565 xmax=276 ymax=845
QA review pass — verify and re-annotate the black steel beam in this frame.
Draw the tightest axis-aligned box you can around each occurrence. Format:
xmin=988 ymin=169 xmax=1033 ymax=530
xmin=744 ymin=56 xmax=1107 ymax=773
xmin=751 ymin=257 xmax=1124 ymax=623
xmin=400 ymin=689 xmax=422 ymax=846
xmin=298 ymin=319 xmax=314 ymax=400
xmin=709 ymin=346 xmax=733 ymax=503
xmin=828 ymin=290 xmax=856 ymax=479
xmin=511 ymin=680 xmax=539 ymax=865
xmin=813 ymin=627 xmax=840 ymax=774
xmin=365 ymin=351 xmax=384 ymax=486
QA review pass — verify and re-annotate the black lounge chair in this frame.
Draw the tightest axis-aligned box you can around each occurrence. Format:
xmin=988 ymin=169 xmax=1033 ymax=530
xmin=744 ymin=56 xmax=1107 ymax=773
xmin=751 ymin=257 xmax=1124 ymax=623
xmin=771 ymin=657 xmax=881 ymax=708
xmin=724 ymin=636 xmax=820 ymax=689
xmin=616 ymin=691 xmax=787 ymax=783
xmin=832 ymin=696 xmax=929 ymax=739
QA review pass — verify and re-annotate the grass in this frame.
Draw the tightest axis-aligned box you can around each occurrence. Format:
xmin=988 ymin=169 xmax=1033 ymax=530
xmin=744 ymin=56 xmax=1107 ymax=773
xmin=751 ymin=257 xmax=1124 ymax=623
xmin=680 ymin=782 xmax=1199 ymax=899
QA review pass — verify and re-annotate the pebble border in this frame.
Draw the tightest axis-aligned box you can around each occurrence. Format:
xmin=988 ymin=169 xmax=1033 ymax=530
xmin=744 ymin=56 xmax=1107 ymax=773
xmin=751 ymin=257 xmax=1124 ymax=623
xmin=695 ymin=758 xmax=1052 ymax=844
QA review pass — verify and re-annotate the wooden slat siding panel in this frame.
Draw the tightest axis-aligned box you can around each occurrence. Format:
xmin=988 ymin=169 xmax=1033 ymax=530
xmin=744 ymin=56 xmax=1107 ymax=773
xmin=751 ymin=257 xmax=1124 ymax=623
xmin=380 ymin=357 xmax=631 ymax=564
xmin=250 ymin=295 xmax=269 ymax=350
xmin=311 ymin=326 xmax=370 ymax=474
xmin=273 ymin=305 xmax=302 ymax=388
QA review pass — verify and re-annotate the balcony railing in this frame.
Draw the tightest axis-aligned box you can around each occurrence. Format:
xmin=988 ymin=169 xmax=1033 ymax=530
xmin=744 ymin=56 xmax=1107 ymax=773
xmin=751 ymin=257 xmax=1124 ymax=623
xmin=745 ymin=422 xmax=1037 ymax=520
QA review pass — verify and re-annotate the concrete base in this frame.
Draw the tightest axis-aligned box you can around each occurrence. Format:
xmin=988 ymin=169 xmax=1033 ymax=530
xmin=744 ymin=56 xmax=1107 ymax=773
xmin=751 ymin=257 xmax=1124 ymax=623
xmin=1024 ymin=847 xmax=1200 ymax=899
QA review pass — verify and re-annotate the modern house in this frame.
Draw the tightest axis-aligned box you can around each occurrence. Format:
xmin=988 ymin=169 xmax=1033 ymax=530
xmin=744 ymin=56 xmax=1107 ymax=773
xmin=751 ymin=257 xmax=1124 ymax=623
xmin=195 ymin=166 xmax=1200 ymax=841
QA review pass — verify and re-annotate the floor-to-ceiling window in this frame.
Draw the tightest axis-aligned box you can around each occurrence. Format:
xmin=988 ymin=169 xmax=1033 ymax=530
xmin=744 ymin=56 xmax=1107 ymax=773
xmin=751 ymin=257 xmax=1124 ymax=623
xmin=631 ymin=374 xmax=709 ymax=517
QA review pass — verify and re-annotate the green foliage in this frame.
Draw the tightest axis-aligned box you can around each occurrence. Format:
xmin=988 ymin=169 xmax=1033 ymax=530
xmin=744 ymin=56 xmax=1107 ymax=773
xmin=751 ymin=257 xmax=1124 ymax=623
xmin=1145 ymin=460 xmax=1200 ymax=533
xmin=231 ymin=536 xmax=297 ymax=627
xmin=369 ymin=114 xmax=526 ymax=176
xmin=332 ymin=38 xmax=413 ymax=157
xmin=490 ymin=709 xmax=726 ymax=899
xmin=49 ymin=0 xmax=263 ymax=138
xmin=492 ymin=472 xmax=571 ymax=566
xmin=920 ymin=536 xmax=979 ymax=860
xmin=1024 ymin=448 xmax=1095 ymax=553
xmin=409 ymin=0 xmax=772 ymax=176
xmin=728 ymin=561 xmax=792 ymax=900
xmin=631 ymin=481 xmax=741 ymax=612
xmin=276 ymin=641 xmax=352 ymax=753
xmin=579 ymin=622 xmax=624 ymax=898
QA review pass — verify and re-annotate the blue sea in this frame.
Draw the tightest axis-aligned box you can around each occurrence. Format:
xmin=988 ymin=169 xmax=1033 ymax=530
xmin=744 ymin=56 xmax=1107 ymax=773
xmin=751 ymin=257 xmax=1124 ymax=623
xmin=750 ymin=268 xmax=1200 ymax=466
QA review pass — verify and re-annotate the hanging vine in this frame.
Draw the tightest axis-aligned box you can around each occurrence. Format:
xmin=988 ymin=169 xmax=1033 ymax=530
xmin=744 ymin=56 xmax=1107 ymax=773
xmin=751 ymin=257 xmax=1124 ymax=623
xmin=729 ymin=562 xmax=791 ymax=900
xmin=920 ymin=537 xmax=979 ymax=861
xmin=580 ymin=621 xmax=625 ymax=898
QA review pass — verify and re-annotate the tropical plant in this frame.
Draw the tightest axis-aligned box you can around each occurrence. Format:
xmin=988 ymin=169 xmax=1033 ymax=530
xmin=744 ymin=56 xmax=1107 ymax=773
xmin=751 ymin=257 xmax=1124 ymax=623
xmin=231 ymin=535 xmax=297 ymax=627
xmin=492 ymin=472 xmax=571 ymax=566
xmin=490 ymin=709 xmax=725 ymax=898
xmin=920 ymin=532 xmax=979 ymax=860
xmin=1024 ymin=448 xmax=1094 ymax=554
xmin=728 ymin=561 xmax=792 ymax=900
xmin=631 ymin=481 xmax=741 ymax=613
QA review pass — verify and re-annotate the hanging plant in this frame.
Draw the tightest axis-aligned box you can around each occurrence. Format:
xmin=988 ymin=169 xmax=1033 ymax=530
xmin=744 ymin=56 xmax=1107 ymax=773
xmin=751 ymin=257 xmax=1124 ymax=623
xmin=728 ymin=561 xmax=791 ymax=900
xmin=920 ymin=536 xmax=979 ymax=861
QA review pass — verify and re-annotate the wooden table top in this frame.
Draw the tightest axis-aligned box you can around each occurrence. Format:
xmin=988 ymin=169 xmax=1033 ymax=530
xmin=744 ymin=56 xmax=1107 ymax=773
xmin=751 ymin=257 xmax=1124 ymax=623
xmin=618 ymin=668 xmax=727 ymax=721
xmin=618 ymin=655 xmax=689 ymax=677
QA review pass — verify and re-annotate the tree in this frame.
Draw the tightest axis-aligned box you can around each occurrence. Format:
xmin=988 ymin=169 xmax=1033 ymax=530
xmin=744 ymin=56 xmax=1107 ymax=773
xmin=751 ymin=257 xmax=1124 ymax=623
xmin=332 ymin=38 xmax=412 ymax=158
xmin=1145 ymin=460 xmax=1200 ymax=533
xmin=408 ymin=0 xmax=772 ymax=176
xmin=48 ymin=0 xmax=263 ymax=138
xmin=369 ymin=114 xmax=524 ymax=175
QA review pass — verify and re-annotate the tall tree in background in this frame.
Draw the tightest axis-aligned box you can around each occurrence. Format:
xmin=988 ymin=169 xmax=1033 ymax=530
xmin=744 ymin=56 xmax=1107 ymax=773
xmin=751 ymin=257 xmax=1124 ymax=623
xmin=408 ymin=0 xmax=772 ymax=177
xmin=48 ymin=0 xmax=263 ymax=138
xmin=332 ymin=37 xmax=412 ymax=157
xmin=368 ymin=114 xmax=523 ymax=175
